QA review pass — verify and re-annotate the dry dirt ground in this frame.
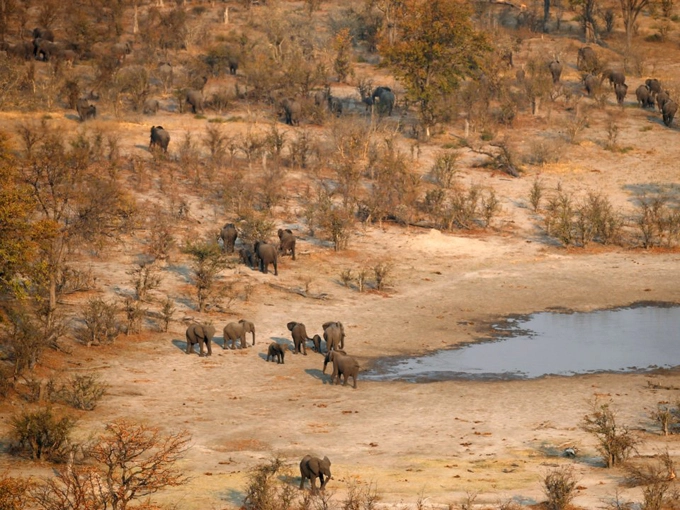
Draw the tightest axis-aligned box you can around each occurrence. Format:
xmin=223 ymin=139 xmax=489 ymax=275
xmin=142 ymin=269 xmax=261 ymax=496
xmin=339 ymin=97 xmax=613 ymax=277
xmin=2 ymin=18 xmax=680 ymax=510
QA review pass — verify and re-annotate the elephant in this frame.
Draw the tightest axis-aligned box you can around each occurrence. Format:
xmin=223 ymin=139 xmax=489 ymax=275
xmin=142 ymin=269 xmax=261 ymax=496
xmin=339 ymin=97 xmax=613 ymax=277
xmin=223 ymin=319 xmax=255 ymax=349
xmin=657 ymin=91 xmax=670 ymax=113
xmin=371 ymin=86 xmax=395 ymax=116
xmin=149 ymin=126 xmax=170 ymax=152
xmin=299 ymin=455 xmax=331 ymax=492
xmin=228 ymin=56 xmax=239 ymax=75
xmin=266 ymin=342 xmax=285 ymax=364
xmin=313 ymin=88 xmax=329 ymax=106
xmin=614 ymin=83 xmax=628 ymax=105
xmin=281 ymin=98 xmax=301 ymax=126
xmin=76 ymin=98 xmax=97 ymax=121
xmin=576 ymin=46 xmax=598 ymax=72
xmin=185 ymin=324 xmax=215 ymax=356
xmin=662 ymin=100 xmax=677 ymax=127
xmin=220 ymin=223 xmax=238 ymax=253
xmin=34 ymin=38 xmax=62 ymax=61
xmin=277 ymin=228 xmax=296 ymax=260
xmin=548 ymin=60 xmax=562 ymax=84
xmin=600 ymin=68 xmax=614 ymax=87
xmin=325 ymin=350 xmax=359 ymax=388
xmin=111 ymin=41 xmax=132 ymax=63
xmin=328 ymin=95 xmax=343 ymax=117
xmin=254 ymin=241 xmax=278 ymax=275
xmin=322 ymin=322 xmax=345 ymax=352
xmin=186 ymin=89 xmax=205 ymax=114
xmin=32 ymin=27 xmax=54 ymax=42
xmin=287 ymin=322 xmax=322 ymax=355
xmin=635 ymin=85 xmax=654 ymax=109
xmin=238 ymin=246 xmax=258 ymax=269
xmin=608 ymin=71 xmax=626 ymax=88
xmin=583 ymin=74 xmax=598 ymax=96
xmin=143 ymin=98 xmax=160 ymax=114
xmin=500 ymin=50 xmax=513 ymax=68
xmin=322 ymin=349 xmax=346 ymax=376
xmin=645 ymin=78 xmax=662 ymax=97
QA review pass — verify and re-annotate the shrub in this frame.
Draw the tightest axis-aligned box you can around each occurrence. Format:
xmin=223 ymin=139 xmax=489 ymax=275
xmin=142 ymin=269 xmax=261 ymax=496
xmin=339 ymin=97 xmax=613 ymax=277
xmin=429 ymin=151 xmax=458 ymax=189
xmin=59 ymin=374 xmax=107 ymax=411
xmin=242 ymin=457 xmax=297 ymax=510
xmin=542 ymin=466 xmax=578 ymax=510
xmin=182 ymin=238 xmax=228 ymax=313
xmin=11 ymin=407 xmax=76 ymax=461
xmin=529 ymin=178 xmax=544 ymax=212
xmin=0 ymin=472 xmax=34 ymax=510
xmin=79 ymin=298 xmax=119 ymax=346
xmin=373 ymin=261 xmax=392 ymax=291
xmin=582 ymin=400 xmax=638 ymax=468
xmin=159 ymin=297 xmax=176 ymax=332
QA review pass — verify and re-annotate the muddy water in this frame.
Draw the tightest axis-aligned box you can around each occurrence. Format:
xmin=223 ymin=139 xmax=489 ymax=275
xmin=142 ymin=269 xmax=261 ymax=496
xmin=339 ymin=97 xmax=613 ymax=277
xmin=365 ymin=303 xmax=680 ymax=381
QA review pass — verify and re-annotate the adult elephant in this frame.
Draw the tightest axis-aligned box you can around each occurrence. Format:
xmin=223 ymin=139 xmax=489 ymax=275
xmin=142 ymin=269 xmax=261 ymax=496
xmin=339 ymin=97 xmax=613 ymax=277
xmin=287 ymin=322 xmax=321 ymax=355
xmin=186 ymin=89 xmax=205 ymax=114
xmin=281 ymin=98 xmax=301 ymax=126
xmin=277 ymin=228 xmax=296 ymax=260
xmin=299 ymin=455 xmax=331 ymax=493
xmin=325 ymin=350 xmax=359 ymax=388
xmin=371 ymin=86 xmax=395 ymax=116
xmin=662 ymin=100 xmax=678 ymax=127
xmin=76 ymin=98 xmax=97 ymax=121
xmin=548 ymin=59 xmax=562 ymax=84
xmin=657 ymin=91 xmax=670 ymax=113
xmin=583 ymin=74 xmax=598 ymax=96
xmin=322 ymin=321 xmax=345 ymax=352
xmin=223 ymin=319 xmax=255 ymax=349
xmin=149 ymin=126 xmax=170 ymax=152
xmin=608 ymin=71 xmax=626 ymax=88
xmin=185 ymin=324 xmax=215 ymax=356
xmin=577 ymin=46 xmax=598 ymax=72
xmin=645 ymin=78 xmax=662 ymax=97
xmin=143 ymin=98 xmax=160 ymax=114
xmin=267 ymin=342 xmax=285 ymax=363
xmin=635 ymin=85 xmax=654 ymax=109
xmin=220 ymin=223 xmax=238 ymax=253
xmin=614 ymin=83 xmax=628 ymax=105
xmin=254 ymin=241 xmax=278 ymax=275
xmin=322 ymin=349 xmax=346 ymax=376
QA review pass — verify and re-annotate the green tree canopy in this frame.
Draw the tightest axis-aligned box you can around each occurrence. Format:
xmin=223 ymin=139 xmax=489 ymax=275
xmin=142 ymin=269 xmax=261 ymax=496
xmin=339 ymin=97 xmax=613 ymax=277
xmin=379 ymin=0 xmax=490 ymax=137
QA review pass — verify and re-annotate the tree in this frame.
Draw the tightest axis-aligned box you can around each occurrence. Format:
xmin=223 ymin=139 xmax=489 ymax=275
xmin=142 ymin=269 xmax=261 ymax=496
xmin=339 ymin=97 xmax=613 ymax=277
xmin=570 ymin=0 xmax=600 ymax=42
xmin=183 ymin=239 xmax=227 ymax=312
xmin=582 ymin=400 xmax=638 ymax=468
xmin=379 ymin=0 xmax=490 ymax=138
xmin=619 ymin=0 xmax=650 ymax=49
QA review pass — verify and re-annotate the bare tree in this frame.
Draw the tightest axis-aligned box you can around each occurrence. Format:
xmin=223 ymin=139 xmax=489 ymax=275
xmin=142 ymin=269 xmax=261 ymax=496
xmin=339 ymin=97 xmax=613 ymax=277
xmin=619 ymin=0 xmax=650 ymax=49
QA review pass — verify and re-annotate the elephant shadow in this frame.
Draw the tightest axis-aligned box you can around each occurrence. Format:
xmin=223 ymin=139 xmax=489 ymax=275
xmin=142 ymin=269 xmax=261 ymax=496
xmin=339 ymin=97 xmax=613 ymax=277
xmin=65 ymin=113 xmax=81 ymax=122
xmin=305 ymin=368 xmax=331 ymax=384
xmin=171 ymin=339 xmax=188 ymax=353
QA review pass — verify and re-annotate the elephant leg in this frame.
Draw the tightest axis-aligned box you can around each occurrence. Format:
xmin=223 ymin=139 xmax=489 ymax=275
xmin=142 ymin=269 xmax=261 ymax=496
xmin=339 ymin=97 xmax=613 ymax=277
xmin=206 ymin=340 xmax=212 ymax=356
xmin=240 ymin=335 xmax=246 ymax=349
xmin=292 ymin=246 xmax=296 ymax=261
xmin=302 ymin=341 xmax=307 ymax=356
xmin=273 ymin=260 xmax=278 ymax=276
xmin=185 ymin=340 xmax=192 ymax=354
xmin=199 ymin=340 xmax=205 ymax=356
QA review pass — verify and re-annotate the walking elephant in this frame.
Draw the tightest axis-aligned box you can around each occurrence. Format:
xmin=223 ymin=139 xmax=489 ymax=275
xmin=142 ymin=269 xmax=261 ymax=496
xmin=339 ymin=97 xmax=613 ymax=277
xmin=614 ymin=83 xmax=628 ymax=105
xmin=278 ymin=228 xmax=296 ymax=260
xmin=645 ymin=78 xmax=662 ymax=96
xmin=149 ymin=126 xmax=170 ymax=152
xmin=186 ymin=89 xmax=204 ymax=114
xmin=281 ymin=98 xmax=301 ymax=126
xmin=583 ymin=74 xmax=598 ymax=96
xmin=185 ymin=324 xmax=215 ymax=356
xmin=238 ymin=246 xmax=258 ymax=269
xmin=325 ymin=350 xmax=359 ymax=388
xmin=548 ymin=60 xmax=562 ymax=84
xmin=657 ymin=91 xmax=670 ymax=112
xmin=662 ymin=100 xmax=677 ymax=127
xmin=635 ymin=85 xmax=654 ymax=109
xmin=577 ymin=46 xmax=598 ymax=72
xmin=223 ymin=319 xmax=255 ymax=349
xmin=322 ymin=322 xmax=345 ymax=351
xmin=76 ymin=98 xmax=97 ymax=121
xmin=287 ymin=322 xmax=320 ymax=355
xmin=371 ymin=86 xmax=395 ymax=116
xmin=143 ymin=98 xmax=160 ymax=114
xmin=254 ymin=241 xmax=278 ymax=275
xmin=267 ymin=342 xmax=285 ymax=363
xmin=322 ymin=349 xmax=346 ymax=376
xmin=220 ymin=223 xmax=238 ymax=253
xmin=299 ymin=455 xmax=331 ymax=492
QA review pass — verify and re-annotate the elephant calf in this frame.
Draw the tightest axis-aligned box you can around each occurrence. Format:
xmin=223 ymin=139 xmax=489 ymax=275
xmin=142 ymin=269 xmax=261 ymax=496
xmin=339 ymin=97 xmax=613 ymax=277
xmin=287 ymin=321 xmax=313 ymax=355
xmin=186 ymin=324 xmax=215 ymax=356
xmin=267 ymin=342 xmax=285 ymax=364
xmin=149 ymin=126 xmax=170 ymax=152
xmin=299 ymin=455 xmax=331 ymax=493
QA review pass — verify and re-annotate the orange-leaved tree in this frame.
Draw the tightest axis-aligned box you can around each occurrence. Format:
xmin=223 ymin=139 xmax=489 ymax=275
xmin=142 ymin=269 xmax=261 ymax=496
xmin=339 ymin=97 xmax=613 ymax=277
xmin=378 ymin=0 xmax=490 ymax=138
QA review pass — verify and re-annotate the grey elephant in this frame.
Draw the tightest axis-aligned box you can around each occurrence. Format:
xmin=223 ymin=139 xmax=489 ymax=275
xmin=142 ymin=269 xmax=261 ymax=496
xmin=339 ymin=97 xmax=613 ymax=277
xmin=185 ymin=324 xmax=215 ymax=356
xmin=277 ymin=228 xmax=296 ymax=260
xmin=635 ymin=85 xmax=654 ymax=109
xmin=657 ymin=91 xmax=670 ymax=112
xmin=325 ymin=350 xmax=359 ymax=388
xmin=267 ymin=342 xmax=285 ymax=363
xmin=371 ymin=86 xmax=395 ymax=116
xmin=287 ymin=322 xmax=316 ymax=355
xmin=645 ymin=78 xmax=662 ymax=96
xmin=143 ymin=98 xmax=160 ymax=114
xmin=220 ymin=223 xmax=238 ymax=253
xmin=662 ymin=100 xmax=677 ymax=127
xmin=281 ymin=98 xmax=301 ymax=126
xmin=223 ymin=319 xmax=255 ymax=349
xmin=577 ymin=46 xmax=598 ymax=72
xmin=548 ymin=60 xmax=562 ymax=84
xmin=583 ymin=74 xmax=598 ymax=96
xmin=322 ymin=349 xmax=346 ymax=376
xmin=32 ymin=27 xmax=54 ymax=42
xmin=76 ymin=98 xmax=97 ymax=121
xmin=186 ymin=89 xmax=205 ymax=114
xmin=238 ymin=246 xmax=258 ymax=269
xmin=299 ymin=455 xmax=331 ymax=492
xmin=614 ymin=83 xmax=628 ymax=105
xmin=149 ymin=126 xmax=170 ymax=152
xmin=322 ymin=322 xmax=345 ymax=352
xmin=228 ymin=56 xmax=239 ymax=75
xmin=608 ymin=71 xmax=626 ymax=88
xmin=254 ymin=241 xmax=278 ymax=275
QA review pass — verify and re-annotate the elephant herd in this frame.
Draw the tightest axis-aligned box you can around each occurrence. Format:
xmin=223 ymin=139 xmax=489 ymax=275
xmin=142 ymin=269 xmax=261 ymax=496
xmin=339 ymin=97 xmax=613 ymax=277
xmin=565 ymin=46 xmax=678 ymax=127
xmin=219 ymin=223 xmax=297 ymax=276
xmin=185 ymin=319 xmax=359 ymax=388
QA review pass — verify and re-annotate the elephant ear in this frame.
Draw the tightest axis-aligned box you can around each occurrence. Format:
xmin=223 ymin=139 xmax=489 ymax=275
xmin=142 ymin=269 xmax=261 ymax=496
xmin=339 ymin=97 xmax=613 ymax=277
xmin=287 ymin=322 xmax=297 ymax=332
xmin=322 ymin=321 xmax=334 ymax=331
xmin=205 ymin=325 xmax=216 ymax=338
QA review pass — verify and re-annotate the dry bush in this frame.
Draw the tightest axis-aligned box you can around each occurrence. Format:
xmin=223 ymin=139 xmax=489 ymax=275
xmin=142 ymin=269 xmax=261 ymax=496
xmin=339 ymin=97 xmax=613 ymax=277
xmin=529 ymin=178 xmax=544 ymax=212
xmin=624 ymin=452 xmax=676 ymax=510
xmin=242 ymin=457 xmax=298 ymax=510
xmin=429 ymin=151 xmax=459 ymax=189
xmin=542 ymin=466 xmax=578 ymax=510
xmin=0 ymin=472 xmax=34 ymax=510
xmin=373 ymin=261 xmax=392 ymax=291
xmin=342 ymin=478 xmax=380 ymax=510
xmin=58 ymin=374 xmax=107 ymax=411
xmin=651 ymin=402 xmax=680 ymax=435
xmin=633 ymin=193 xmax=680 ymax=248
xmin=182 ymin=238 xmax=228 ymax=313
xmin=146 ymin=209 xmax=176 ymax=262
xmin=129 ymin=260 xmax=162 ymax=301
xmin=525 ymin=139 xmax=563 ymax=166
xmin=10 ymin=407 xmax=76 ymax=462
xmin=1 ymin=308 xmax=47 ymax=382
xmin=582 ymin=400 xmax=639 ymax=468
xmin=159 ymin=297 xmax=176 ymax=332
xmin=78 ymin=298 xmax=120 ymax=346
xmin=122 ymin=296 xmax=146 ymax=335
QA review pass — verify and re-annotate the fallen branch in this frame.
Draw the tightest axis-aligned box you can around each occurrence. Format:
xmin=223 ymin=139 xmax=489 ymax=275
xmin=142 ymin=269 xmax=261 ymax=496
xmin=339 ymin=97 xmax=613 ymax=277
xmin=267 ymin=283 xmax=329 ymax=300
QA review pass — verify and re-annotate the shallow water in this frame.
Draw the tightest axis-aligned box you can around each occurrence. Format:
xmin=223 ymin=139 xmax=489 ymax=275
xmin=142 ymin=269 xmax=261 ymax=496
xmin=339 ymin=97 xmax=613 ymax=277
xmin=364 ymin=303 xmax=680 ymax=381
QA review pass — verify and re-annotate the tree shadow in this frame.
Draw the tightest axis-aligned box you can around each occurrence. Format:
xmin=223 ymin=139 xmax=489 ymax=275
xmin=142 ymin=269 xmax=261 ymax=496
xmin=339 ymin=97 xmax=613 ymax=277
xmin=220 ymin=488 xmax=245 ymax=507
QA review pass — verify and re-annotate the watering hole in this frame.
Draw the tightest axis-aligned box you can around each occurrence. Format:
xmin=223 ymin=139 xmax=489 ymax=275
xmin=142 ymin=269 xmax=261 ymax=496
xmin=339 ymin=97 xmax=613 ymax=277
xmin=364 ymin=302 xmax=680 ymax=382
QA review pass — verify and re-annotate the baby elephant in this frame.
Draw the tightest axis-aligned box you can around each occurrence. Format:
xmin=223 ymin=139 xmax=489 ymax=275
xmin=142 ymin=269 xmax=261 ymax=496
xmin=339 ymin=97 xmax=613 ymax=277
xmin=277 ymin=228 xmax=296 ymax=260
xmin=299 ymin=455 xmax=331 ymax=493
xmin=149 ymin=125 xmax=170 ymax=152
xmin=267 ymin=342 xmax=285 ymax=364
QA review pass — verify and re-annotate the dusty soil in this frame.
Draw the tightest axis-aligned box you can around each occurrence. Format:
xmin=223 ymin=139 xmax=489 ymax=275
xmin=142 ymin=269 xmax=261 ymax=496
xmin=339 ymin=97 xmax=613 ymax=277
xmin=2 ymin=10 xmax=680 ymax=509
